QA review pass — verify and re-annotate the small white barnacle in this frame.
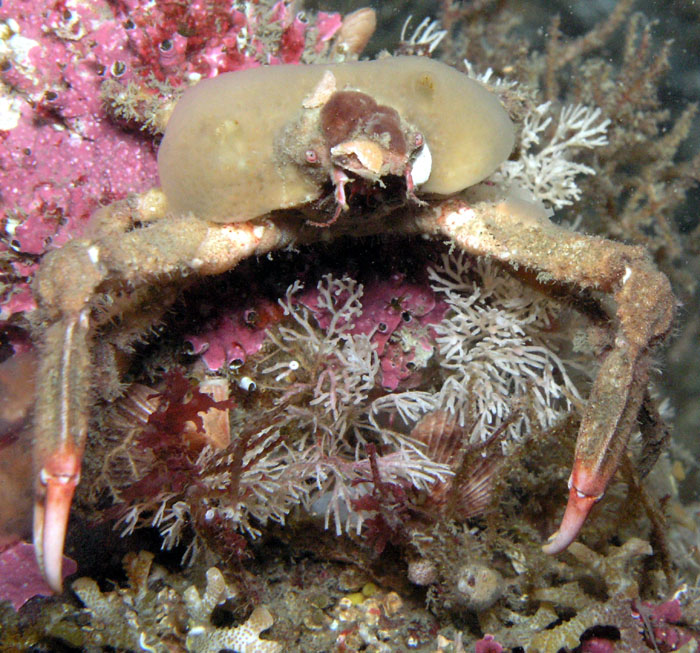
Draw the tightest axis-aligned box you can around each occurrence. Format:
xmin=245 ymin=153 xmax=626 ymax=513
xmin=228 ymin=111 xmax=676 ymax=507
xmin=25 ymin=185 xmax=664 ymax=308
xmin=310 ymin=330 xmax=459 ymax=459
xmin=238 ymin=376 xmax=256 ymax=392
xmin=78 ymin=308 xmax=90 ymax=330
xmin=411 ymin=142 xmax=432 ymax=186
xmin=87 ymin=245 xmax=100 ymax=264
xmin=138 ymin=632 xmax=159 ymax=653
xmin=4 ymin=215 xmax=20 ymax=237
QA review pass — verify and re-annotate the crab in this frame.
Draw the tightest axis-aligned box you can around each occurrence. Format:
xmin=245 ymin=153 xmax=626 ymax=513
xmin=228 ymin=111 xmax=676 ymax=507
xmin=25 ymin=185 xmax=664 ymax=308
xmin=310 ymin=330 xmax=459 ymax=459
xmin=30 ymin=56 xmax=675 ymax=592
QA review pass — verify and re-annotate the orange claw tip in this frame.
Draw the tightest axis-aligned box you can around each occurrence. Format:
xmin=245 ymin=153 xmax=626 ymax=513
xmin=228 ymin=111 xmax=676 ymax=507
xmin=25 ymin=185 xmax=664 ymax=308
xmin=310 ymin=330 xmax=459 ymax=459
xmin=33 ymin=461 xmax=80 ymax=593
xmin=541 ymin=483 xmax=602 ymax=555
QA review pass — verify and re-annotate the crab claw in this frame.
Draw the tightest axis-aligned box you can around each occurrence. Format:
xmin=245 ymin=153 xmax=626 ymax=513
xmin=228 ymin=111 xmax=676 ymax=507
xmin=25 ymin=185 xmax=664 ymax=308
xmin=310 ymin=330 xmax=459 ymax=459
xmin=33 ymin=443 xmax=81 ymax=592
xmin=542 ymin=461 xmax=609 ymax=555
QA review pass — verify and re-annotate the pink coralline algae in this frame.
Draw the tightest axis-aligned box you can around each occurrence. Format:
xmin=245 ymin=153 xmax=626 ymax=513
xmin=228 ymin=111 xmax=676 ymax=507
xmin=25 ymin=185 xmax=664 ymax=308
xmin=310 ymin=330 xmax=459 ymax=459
xmin=0 ymin=541 xmax=76 ymax=610
xmin=1 ymin=0 xmax=158 ymax=319
xmin=633 ymin=599 xmax=697 ymax=651
xmin=474 ymin=634 xmax=504 ymax=653
xmin=186 ymin=271 xmax=447 ymax=390
xmin=298 ymin=273 xmax=447 ymax=390
xmin=116 ymin=0 xmax=341 ymax=81
xmin=186 ymin=298 xmax=285 ymax=372
xmin=0 ymin=0 xmax=341 ymax=322
xmin=579 ymin=638 xmax=617 ymax=653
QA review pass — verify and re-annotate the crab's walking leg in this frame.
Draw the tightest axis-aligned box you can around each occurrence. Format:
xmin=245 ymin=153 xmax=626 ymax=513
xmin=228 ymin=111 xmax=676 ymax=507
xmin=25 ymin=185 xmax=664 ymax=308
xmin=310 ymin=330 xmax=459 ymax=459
xmin=32 ymin=198 xmax=289 ymax=590
xmin=417 ymin=193 xmax=675 ymax=553
xmin=32 ymin=314 xmax=89 ymax=592
xmin=33 ymin=238 xmax=105 ymax=591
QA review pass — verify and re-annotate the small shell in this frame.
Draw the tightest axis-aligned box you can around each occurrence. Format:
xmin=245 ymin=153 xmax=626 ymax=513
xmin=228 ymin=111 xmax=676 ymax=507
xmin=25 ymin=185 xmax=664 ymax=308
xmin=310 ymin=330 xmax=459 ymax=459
xmin=112 ymin=383 xmax=161 ymax=428
xmin=333 ymin=8 xmax=377 ymax=57
xmin=411 ymin=410 xmax=504 ymax=520
xmin=411 ymin=410 xmax=465 ymax=466
xmin=185 ymin=377 xmax=231 ymax=449
xmin=453 ymin=454 xmax=502 ymax=520
xmin=411 ymin=142 xmax=432 ymax=186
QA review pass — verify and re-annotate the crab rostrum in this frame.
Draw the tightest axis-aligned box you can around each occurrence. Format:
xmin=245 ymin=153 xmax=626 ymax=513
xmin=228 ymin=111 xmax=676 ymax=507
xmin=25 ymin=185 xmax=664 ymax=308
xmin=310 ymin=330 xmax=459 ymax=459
xmin=31 ymin=56 xmax=675 ymax=591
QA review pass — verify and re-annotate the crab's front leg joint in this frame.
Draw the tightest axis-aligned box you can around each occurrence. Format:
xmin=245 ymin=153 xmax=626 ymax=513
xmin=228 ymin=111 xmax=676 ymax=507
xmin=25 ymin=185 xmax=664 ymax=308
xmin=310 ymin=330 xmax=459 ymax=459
xmin=34 ymin=239 xmax=105 ymax=317
xmin=189 ymin=219 xmax=286 ymax=275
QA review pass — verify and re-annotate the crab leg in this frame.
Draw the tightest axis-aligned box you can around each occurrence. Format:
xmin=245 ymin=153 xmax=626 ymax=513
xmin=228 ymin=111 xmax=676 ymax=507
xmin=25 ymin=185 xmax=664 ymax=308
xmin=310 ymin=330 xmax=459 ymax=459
xmin=33 ymin=240 xmax=103 ymax=591
xmin=543 ymin=343 xmax=650 ymax=553
xmin=31 ymin=200 xmax=289 ymax=590
xmin=33 ymin=313 xmax=91 ymax=590
xmin=416 ymin=192 xmax=675 ymax=553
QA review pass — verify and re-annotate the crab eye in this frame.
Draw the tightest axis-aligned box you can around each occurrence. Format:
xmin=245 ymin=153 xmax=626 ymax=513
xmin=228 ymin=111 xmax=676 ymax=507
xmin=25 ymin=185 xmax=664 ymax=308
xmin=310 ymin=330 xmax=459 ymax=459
xmin=414 ymin=133 xmax=424 ymax=148
xmin=305 ymin=149 xmax=318 ymax=164
xmin=159 ymin=39 xmax=173 ymax=52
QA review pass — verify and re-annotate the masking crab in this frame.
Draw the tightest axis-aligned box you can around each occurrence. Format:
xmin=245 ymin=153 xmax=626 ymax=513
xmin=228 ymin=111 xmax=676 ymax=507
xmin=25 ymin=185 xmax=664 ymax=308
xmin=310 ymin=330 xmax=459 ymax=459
xmin=31 ymin=56 xmax=675 ymax=592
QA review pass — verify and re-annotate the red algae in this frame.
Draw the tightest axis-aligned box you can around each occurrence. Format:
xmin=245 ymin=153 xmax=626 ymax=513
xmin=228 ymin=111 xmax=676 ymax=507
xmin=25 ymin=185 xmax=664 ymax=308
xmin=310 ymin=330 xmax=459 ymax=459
xmin=0 ymin=0 xmax=341 ymax=320
xmin=0 ymin=541 xmax=76 ymax=610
